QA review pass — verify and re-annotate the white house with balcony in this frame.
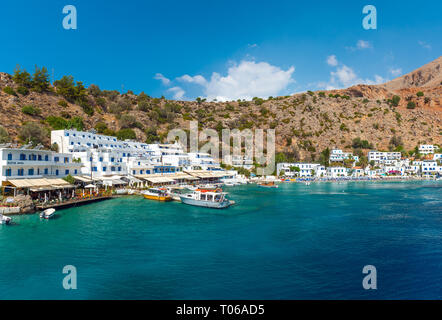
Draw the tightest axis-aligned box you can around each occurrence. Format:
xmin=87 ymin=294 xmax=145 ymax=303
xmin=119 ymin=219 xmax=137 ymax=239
xmin=421 ymin=160 xmax=442 ymax=176
xmin=329 ymin=149 xmax=358 ymax=165
xmin=188 ymin=152 xmax=221 ymax=171
xmin=0 ymin=148 xmax=82 ymax=182
xmin=326 ymin=167 xmax=348 ymax=178
xmin=223 ymin=155 xmax=254 ymax=170
xmin=368 ymin=151 xmax=402 ymax=164
xmin=418 ymin=144 xmax=438 ymax=155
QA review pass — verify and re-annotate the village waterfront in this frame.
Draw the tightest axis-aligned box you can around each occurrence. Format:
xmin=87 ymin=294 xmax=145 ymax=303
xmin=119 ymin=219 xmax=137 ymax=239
xmin=0 ymin=180 xmax=441 ymax=299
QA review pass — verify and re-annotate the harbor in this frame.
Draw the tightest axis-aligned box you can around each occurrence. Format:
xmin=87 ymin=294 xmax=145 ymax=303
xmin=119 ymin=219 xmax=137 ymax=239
xmin=1 ymin=180 xmax=441 ymax=299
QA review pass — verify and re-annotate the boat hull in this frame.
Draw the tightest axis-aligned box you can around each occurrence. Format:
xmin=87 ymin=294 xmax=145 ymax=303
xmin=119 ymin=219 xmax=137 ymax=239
xmin=143 ymin=194 xmax=173 ymax=202
xmin=180 ymin=197 xmax=231 ymax=209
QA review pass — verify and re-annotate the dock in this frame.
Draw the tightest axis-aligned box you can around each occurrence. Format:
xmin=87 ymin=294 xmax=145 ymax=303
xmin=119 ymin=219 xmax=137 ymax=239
xmin=36 ymin=196 xmax=114 ymax=211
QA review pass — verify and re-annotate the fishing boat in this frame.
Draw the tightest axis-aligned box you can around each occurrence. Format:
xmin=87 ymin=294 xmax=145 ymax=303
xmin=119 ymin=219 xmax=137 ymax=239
xmin=180 ymin=190 xmax=231 ymax=209
xmin=40 ymin=208 xmax=56 ymax=219
xmin=142 ymin=188 xmax=173 ymax=202
xmin=0 ymin=214 xmax=12 ymax=225
xmin=257 ymin=181 xmax=279 ymax=188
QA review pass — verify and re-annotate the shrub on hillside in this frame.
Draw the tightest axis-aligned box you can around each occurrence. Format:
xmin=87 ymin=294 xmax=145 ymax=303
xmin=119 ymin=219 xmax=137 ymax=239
xmin=19 ymin=122 xmax=47 ymax=145
xmin=3 ymin=86 xmax=17 ymax=96
xmin=0 ymin=126 xmax=10 ymax=143
xmin=58 ymin=100 xmax=68 ymax=108
xmin=17 ymin=86 xmax=29 ymax=95
xmin=416 ymin=91 xmax=424 ymax=97
xmin=407 ymin=101 xmax=416 ymax=109
xmin=116 ymin=128 xmax=136 ymax=140
xmin=22 ymin=105 xmax=41 ymax=116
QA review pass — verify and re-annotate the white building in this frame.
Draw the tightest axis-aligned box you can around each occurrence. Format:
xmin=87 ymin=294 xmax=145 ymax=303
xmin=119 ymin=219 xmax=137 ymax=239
xmin=326 ymin=167 xmax=348 ymax=178
xmin=421 ymin=160 xmax=442 ymax=176
xmin=223 ymin=155 xmax=254 ymax=170
xmin=329 ymin=149 xmax=358 ymax=164
xmin=277 ymin=163 xmax=326 ymax=177
xmin=368 ymin=151 xmax=401 ymax=164
xmin=188 ymin=152 xmax=222 ymax=171
xmin=0 ymin=148 xmax=82 ymax=182
xmin=419 ymin=144 xmax=438 ymax=155
xmin=433 ymin=153 xmax=442 ymax=161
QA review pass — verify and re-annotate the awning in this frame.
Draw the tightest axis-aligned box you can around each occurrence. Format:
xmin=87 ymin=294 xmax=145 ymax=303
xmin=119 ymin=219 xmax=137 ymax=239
xmin=5 ymin=178 xmax=74 ymax=190
xmin=103 ymin=179 xmax=128 ymax=186
xmin=73 ymin=176 xmax=93 ymax=183
xmin=145 ymin=177 xmax=175 ymax=184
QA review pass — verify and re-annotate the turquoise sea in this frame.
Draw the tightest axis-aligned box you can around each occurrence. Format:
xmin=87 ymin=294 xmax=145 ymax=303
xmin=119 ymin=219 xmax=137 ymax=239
xmin=0 ymin=181 xmax=441 ymax=300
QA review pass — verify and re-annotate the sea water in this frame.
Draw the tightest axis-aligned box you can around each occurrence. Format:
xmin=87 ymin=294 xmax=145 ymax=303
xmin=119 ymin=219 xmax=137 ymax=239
xmin=0 ymin=181 xmax=441 ymax=299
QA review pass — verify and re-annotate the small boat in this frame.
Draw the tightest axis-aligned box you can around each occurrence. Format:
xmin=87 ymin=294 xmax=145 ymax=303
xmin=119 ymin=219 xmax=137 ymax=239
xmin=180 ymin=191 xmax=231 ymax=209
xmin=258 ymin=181 xmax=279 ymax=188
xmin=0 ymin=214 xmax=12 ymax=225
xmin=166 ymin=186 xmax=189 ymax=202
xmin=40 ymin=208 xmax=56 ymax=219
xmin=142 ymin=188 xmax=173 ymax=202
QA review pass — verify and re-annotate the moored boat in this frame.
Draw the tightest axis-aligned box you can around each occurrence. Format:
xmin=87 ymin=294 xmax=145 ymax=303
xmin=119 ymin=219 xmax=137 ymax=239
xmin=142 ymin=188 xmax=173 ymax=202
xmin=180 ymin=191 xmax=231 ymax=209
xmin=257 ymin=181 xmax=279 ymax=188
xmin=40 ymin=208 xmax=56 ymax=219
xmin=0 ymin=214 xmax=12 ymax=225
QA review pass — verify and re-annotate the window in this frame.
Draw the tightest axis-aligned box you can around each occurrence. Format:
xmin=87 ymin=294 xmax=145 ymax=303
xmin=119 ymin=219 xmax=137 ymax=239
xmin=103 ymin=167 xmax=107 ymax=172
xmin=92 ymin=167 xmax=97 ymax=172
xmin=111 ymin=167 xmax=115 ymax=172
xmin=38 ymin=155 xmax=42 ymax=161
xmin=44 ymin=168 xmax=48 ymax=175
xmin=20 ymin=154 xmax=26 ymax=160
xmin=28 ymin=168 xmax=34 ymax=176
xmin=5 ymin=168 xmax=11 ymax=176
xmin=54 ymin=157 xmax=59 ymax=162
xmin=18 ymin=169 xmax=24 ymax=176
xmin=64 ymin=157 xmax=69 ymax=163
xmin=99 ymin=157 xmax=103 ymax=162
xmin=140 ymin=170 xmax=144 ymax=174
xmin=118 ymin=167 xmax=121 ymax=172
xmin=65 ymin=133 xmax=69 ymax=136
xmin=133 ymin=170 xmax=136 ymax=174
xmin=65 ymin=170 xmax=69 ymax=175
xmin=74 ymin=169 xmax=78 ymax=174
xmin=55 ymin=170 xmax=59 ymax=176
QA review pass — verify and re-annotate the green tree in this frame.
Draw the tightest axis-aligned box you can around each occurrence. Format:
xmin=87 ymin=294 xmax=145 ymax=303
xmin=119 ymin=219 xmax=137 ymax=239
xmin=54 ymin=75 xmax=76 ymax=101
xmin=12 ymin=65 xmax=32 ymax=87
xmin=391 ymin=95 xmax=401 ymax=107
xmin=32 ymin=65 xmax=50 ymax=92
xmin=319 ymin=148 xmax=330 ymax=166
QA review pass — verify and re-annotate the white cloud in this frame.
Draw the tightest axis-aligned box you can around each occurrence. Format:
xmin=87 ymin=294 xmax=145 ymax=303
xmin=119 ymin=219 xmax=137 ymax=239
xmin=346 ymin=40 xmax=372 ymax=51
xmin=154 ymin=73 xmax=171 ymax=86
xmin=177 ymin=74 xmax=208 ymax=86
xmin=248 ymin=43 xmax=258 ymax=48
xmin=175 ymin=60 xmax=295 ymax=101
xmin=389 ymin=67 xmax=402 ymax=77
xmin=357 ymin=40 xmax=372 ymax=49
xmin=418 ymin=41 xmax=431 ymax=50
xmin=326 ymin=55 xmax=338 ymax=66
xmin=322 ymin=57 xmax=387 ymax=90
xmin=167 ymin=86 xmax=185 ymax=100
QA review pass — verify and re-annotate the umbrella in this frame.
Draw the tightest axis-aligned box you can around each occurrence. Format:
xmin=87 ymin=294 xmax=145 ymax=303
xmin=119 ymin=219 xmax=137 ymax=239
xmin=84 ymin=184 xmax=95 ymax=188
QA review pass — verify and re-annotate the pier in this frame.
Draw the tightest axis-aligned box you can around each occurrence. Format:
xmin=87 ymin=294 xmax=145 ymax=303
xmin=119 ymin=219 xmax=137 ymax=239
xmin=36 ymin=196 xmax=114 ymax=211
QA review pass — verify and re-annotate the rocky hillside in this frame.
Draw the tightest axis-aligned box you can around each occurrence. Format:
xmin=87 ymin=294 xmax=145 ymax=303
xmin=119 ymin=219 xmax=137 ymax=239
xmin=0 ymin=57 xmax=441 ymax=162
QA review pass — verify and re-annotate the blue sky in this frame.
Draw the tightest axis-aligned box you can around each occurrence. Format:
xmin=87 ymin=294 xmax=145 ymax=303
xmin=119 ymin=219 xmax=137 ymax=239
xmin=0 ymin=0 xmax=440 ymax=101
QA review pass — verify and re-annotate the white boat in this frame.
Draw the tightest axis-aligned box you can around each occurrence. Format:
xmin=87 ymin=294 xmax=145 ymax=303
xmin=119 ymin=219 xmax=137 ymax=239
xmin=40 ymin=208 xmax=56 ymax=219
xmin=180 ymin=191 xmax=231 ymax=209
xmin=0 ymin=214 xmax=11 ymax=225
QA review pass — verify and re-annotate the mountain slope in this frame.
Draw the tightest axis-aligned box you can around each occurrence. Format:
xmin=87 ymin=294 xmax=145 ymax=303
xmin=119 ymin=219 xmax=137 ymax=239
xmin=0 ymin=57 xmax=441 ymax=162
